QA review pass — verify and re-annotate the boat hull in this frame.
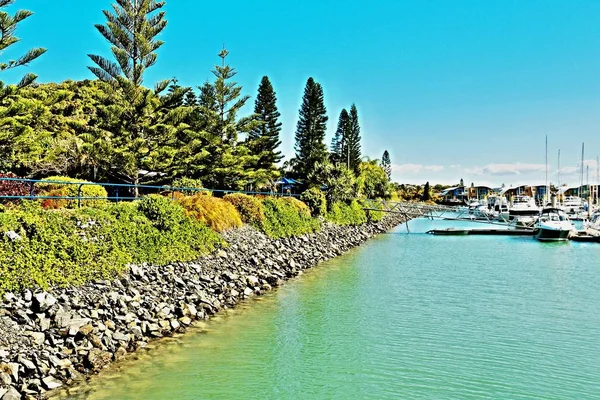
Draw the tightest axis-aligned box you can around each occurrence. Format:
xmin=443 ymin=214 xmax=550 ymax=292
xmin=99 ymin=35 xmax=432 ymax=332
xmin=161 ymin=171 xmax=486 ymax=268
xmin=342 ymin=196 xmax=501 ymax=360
xmin=535 ymin=227 xmax=571 ymax=241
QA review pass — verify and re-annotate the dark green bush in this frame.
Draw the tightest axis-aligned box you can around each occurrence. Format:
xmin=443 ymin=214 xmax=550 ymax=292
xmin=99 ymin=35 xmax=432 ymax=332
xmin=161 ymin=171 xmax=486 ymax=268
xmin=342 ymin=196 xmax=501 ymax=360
xmin=300 ymin=188 xmax=327 ymax=217
xmin=326 ymin=200 xmax=368 ymax=226
xmin=223 ymin=193 xmax=265 ymax=226
xmin=260 ymin=197 xmax=320 ymax=238
xmin=138 ymin=194 xmax=187 ymax=231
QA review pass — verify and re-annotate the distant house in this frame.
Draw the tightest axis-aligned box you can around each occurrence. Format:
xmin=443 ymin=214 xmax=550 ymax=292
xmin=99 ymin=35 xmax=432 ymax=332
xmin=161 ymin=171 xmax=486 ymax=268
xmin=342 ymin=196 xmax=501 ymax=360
xmin=559 ymin=184 xmax=600 ymax=202
xmin=440 ymin=186 xmax=465 ymax=204
xmin=467 ymin=186 xmax=493 ymax=200
xmin=534 ymin=185 xmax=550 ymax=204
xmin=500 ymin=185 xmax=535 ymax=200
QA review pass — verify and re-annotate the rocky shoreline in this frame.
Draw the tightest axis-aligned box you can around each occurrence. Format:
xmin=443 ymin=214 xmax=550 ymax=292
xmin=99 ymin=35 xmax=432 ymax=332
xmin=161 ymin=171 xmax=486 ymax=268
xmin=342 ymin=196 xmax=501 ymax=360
xmin=0 ymin=214 xmax=406 ymax=399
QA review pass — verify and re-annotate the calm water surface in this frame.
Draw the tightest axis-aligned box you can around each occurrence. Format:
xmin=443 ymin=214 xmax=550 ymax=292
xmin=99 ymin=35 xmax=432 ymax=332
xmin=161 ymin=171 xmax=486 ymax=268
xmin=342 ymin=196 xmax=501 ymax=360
xmin=57 ymin=218 xmax=600 ymax=399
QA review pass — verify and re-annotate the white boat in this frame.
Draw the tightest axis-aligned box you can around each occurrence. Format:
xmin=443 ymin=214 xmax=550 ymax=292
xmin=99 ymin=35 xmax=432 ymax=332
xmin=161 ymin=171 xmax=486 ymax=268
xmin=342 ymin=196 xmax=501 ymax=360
xmin=509 ymin=195 xmax=540 ymax=227
xmin=585 ymin=212 xmax=600 ymax=236
xmin=560 ymin=196 xmax=584 ymax=215
xmin=487 ymin=195 xmax=509 ymax=221
xmin=535 ymin=208 xmax=576 ymax=241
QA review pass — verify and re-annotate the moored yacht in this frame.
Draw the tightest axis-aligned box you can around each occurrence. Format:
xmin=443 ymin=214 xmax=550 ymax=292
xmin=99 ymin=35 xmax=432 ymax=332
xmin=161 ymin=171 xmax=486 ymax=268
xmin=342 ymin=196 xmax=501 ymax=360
xmin=560 ymin=196 xmax=584 ymax=215
xmin=535 ymin=208 xmax=576 ymax=241
xmin=508 ymin=195 xmax=540 ymax=227
xmin=585 ymin=212 xmax=600 ymax=237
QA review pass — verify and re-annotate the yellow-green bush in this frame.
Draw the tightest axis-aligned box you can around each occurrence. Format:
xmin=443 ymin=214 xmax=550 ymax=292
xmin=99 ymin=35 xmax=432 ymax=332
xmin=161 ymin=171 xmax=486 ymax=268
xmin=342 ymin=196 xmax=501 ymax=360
xmin=358 ymin=199 xmax=385 ymax=222
xmin=223 ymin=193 xmax=265 ymax=226
xmin=36 ymin=176 xmax=107 ymax=208
xmin=300 ymin=187 xmax=327 ymax=217
xmin=178 ymin=194 xmax=242 ymax=232
xmin=0 ymin=199 xmax=222 ymax=294
xmin=260 ymin=197 xmax=320 ymax=238
xmin=326 ymin=200 xmax=368 ymax=226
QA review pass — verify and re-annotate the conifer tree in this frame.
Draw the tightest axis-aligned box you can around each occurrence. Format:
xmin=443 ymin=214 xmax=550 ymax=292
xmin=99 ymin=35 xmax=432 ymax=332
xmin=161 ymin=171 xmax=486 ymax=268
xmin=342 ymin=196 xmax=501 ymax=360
xmin=423 ymin=181 xmax=431 ymax=201
xmin=330 ymin=109 xmax=349 ymax=166
xmin=294 ymin=77 xmax=328 ymax=182
xmin=381 ymin=150 xmax=391 ymax=181
xmin=347 ymin=103 xmax=362 ymax=174
xmin=184 ymin=90 xmax=197 ymax=106
xmin=0 ymin=0 xmax=46 ymax=95
xmin=247 ymin=76 xmax=283 ymax=174
xmin=197 ymin=48 xmax=259 ymax=189
xmin=87 ymin=0 xmax=173 ymax=188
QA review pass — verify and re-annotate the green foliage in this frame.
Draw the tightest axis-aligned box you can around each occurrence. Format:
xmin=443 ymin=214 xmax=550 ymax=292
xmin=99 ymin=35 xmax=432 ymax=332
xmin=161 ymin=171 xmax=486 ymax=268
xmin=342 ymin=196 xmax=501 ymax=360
xmin=36 ymin=176 xmax=108 ymax=208
xmin=246 ymin=76 xmax=282 ymax=183
xmin=0 ymin=199 xmax=222 ymax=294
xmin=178 ymin=193 xmax=243 ymax=232
xmin=347 ymin=104 xmax=362 ymax=174
xmin=0 ymin=0 xmax=46 ymax=96
xmin=309 ymin=161 xmax=356 ymax=207
xmin=300 ymin=187 xmax=327 ymax=217
xmin=138 ymin=194 xmax=187 ymax=231
xmin=223 ymin=193 xmax=265 ymax=226
xmin=356 ymin=160 xmax=390 ymax=199
xmin=330 ymin=109 xmax=350 ymax=166
xmin=422 ymin=181 xmax=431 ymax=201
xmin=381 ymin=150 xmax=391 ymax=181
xmin=260 ymin=197 xmax=320 ymax=238
xmin=326 ymin=200 xmax=368 ymax=226
xmin=293 ymin=77 xmax=328 ymax=184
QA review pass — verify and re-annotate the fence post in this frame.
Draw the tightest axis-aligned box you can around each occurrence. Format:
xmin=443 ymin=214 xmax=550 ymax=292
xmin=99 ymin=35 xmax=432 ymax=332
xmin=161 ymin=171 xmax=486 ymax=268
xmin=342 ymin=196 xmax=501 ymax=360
xmin=115 ymin=188 xmax=119 ymax=203
xmin=77 ymin=184 xmax=83 ymax=208
xmin=29 ymin=181 xmax=34 ymax=200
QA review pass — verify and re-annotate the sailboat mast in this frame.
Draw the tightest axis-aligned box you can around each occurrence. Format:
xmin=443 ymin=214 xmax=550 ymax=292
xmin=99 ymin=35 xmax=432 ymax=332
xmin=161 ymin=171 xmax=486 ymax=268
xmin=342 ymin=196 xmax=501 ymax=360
xmin=545 ymin=135 xmax=548 ymax=205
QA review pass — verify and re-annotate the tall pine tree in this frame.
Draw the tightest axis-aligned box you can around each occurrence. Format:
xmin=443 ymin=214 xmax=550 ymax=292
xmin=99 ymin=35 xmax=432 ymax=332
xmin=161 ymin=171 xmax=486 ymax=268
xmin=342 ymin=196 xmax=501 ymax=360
xmin=422 ymin=181 xmax=431 ymax=201
xmin=0 ymin=0 xmax=46 ymax=95
xmin=381 ymin=150 xmax=391 ymax=181
xmin=347 ymin=103 xmax=362 ymax=174
xmin=294 ymin=77 xmax=328 ymax=182
xmin=247 ymin=76 xmax=283 ymax=175
xmin=201 ymin=48 xmax=259 ymax=189
xmin=87 ymin=0 xmax=173 ymax=188
xmin=330 ymin=109 xmax=349 ymax=166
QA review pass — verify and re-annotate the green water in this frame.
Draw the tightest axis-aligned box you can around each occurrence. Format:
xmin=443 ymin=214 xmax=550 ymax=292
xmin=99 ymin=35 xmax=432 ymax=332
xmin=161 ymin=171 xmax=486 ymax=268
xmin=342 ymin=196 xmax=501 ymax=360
xmin=59 ymin=219 xmax=600 ymax=399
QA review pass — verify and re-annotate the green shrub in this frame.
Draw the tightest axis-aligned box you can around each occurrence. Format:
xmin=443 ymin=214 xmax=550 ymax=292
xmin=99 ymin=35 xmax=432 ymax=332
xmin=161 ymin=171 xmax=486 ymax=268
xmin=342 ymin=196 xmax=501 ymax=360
xmin=171 ymin=177 xmax=206 ymax=196
xmin=326 ymin=200 xmax=368 ymax=226
xmin=138 ymin=194 xmax=187 ymax=231
xmin=259 ymin=197 xmax=320 ymax=238
xmin=223 ymin=193 xmax=265 ymax=226
xmin=300 ymin=188 xmax=327 ymax=217
xmin=358 ymin=199 xmax=385 ymax=222
xmin=36 ymin=176 xmax=107 ymax=208
xmin=178 ymin=194 xmax=242 ymax=232
xmin=0 ymin=199 xmax=222 ymax=295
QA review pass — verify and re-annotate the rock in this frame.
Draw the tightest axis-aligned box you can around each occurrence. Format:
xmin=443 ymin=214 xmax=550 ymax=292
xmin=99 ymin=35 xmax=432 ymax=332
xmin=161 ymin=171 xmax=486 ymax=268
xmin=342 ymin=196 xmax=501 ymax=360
xmin=246 ymin=276 xmax=259 ymax=287
xmin=179 ymin=316 xmax=192 ymax=326
xmin=37 ymin=315 xmax=50 ymax=332
xmin=105 ymin=320 xmax=116 ymax=331
xmin=170 ymin=320 xmax=180 ymax=330
xmin=67 ymin=318 xmax=91 ymax=336
xmin=29 ymin=332 xmax=45 ymax=345
xmin=32 ymin=292 xmax=57 ymax=313
xmin=1 ymin=387 xmax=20 ymax=400
xmin=17 ymin=356 xmax=36 ymax=371
xmin=4 ymin=231 xmax=21 ymax=242
xmin=42 ymin=375 xmax=62 ymax=390
xmin=112 ymin=332 xmax=130 ymax=343
xmin=243 ymin=287 xmax=253 ymax=296
xmin=78 ymin=324 xmax=94 ymax=336
xmin=0 ymin=372 xmax=11 ymax=386
xmin=0 ymin=389 xmax=6 ymax=399
xmin=114 ymin=347 xmax=127 ymax=361
xmin=86 ymin=349 xmax=112 ymax=371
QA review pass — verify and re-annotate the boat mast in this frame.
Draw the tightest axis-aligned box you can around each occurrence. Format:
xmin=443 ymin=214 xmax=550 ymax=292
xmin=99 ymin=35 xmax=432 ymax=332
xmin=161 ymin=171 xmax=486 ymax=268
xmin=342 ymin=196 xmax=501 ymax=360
xmin=580 ymin=142 xmax=585 ymax=196
xmin=597 ymin=155 xmax=599 ymax=207
xmin=544 ymin=135 xmax=548 ymax=206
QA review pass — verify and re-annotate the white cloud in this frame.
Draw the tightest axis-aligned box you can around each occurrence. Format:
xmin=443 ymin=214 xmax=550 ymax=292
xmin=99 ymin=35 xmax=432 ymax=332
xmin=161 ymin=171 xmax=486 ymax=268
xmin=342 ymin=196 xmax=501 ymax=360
xmin=464 ymin=163 xmax=546 ymax=176
xmin=391 ymin=164 xmax=445 ymax=174
xmin=557 ymin=159 xmax=598 ymax=176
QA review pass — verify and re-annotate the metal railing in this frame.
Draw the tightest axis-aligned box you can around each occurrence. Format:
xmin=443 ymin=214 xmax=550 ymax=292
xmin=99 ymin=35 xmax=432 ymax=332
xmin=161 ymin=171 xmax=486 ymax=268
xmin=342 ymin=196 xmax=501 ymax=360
xmin=0 ymin=177 xmax=298 ymax=207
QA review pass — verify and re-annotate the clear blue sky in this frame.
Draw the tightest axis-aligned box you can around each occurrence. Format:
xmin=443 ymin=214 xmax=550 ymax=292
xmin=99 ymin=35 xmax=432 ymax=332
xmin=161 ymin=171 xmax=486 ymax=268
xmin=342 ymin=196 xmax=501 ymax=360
xmin=4 ymin=0 xmax=600 ymax=186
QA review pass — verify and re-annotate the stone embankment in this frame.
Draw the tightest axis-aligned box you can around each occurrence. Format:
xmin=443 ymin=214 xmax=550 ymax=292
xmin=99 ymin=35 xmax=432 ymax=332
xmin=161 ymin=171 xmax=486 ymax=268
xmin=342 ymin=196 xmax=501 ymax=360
xmin=0 ymin=214 xmax=406 ymax=399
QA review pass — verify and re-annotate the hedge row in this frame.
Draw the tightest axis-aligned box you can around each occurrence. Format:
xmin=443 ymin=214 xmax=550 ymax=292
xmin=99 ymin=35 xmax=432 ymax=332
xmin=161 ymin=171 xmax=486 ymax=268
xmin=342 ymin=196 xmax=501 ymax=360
xmin=0 ymin=196 xmax=222 ymax=294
